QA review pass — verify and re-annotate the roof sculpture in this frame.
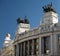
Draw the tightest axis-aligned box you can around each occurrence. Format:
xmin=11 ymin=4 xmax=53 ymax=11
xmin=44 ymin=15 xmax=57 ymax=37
xmin=17 ymin=16 xmax=29 ymax=24
xmin=42 ymin=2 xmax=56 ymax=13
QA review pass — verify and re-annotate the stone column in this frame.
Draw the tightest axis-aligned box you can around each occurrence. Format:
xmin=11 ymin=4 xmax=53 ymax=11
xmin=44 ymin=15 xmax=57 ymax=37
xmin=32 ymin=40 xmax=34 ymax=55
xmin=36 ymin=39 xmax=39 ymax=55
xmin=16 ymin=44 xmax=19 ymax=56
xmin=27 ymin=41 xmax=29 ymax=56
xmin=23 ymin=42 xmax=25 ymax=56
xmin=39 ymin=37 xmax=42 ymax=56
xmin=50 ymin=35 xmax=53 ymax=55
xmin=20 ymin=43 xmax=22 ymax=56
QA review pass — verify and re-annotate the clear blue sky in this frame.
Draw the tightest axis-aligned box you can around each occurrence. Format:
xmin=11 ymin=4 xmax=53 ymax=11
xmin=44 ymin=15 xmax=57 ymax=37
xmin=0 ymin=0 xmax=60 ymax=48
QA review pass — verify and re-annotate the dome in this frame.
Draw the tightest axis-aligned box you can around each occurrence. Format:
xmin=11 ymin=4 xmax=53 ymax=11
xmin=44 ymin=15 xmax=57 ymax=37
xmin=6 ymin=33 xmax=10 ymax=37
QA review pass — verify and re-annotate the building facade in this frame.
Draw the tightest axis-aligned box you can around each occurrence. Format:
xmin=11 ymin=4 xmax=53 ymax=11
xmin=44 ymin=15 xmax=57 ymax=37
xmin=1 ymin=33 xmax=14 ymax=56
xmin=1 ymin=43 xmax=14 ymax=56
xmin=13 ymin=3 xmax=60 ymax=56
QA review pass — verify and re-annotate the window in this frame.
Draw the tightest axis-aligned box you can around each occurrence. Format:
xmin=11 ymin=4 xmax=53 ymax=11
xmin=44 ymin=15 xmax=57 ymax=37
xmin=41 ymin=36 xmax=50 ymax=54
xmin=57 ymin=34 xmax=60 ymax=39
xmin=57 ymin=34 xmax=60 ymax=43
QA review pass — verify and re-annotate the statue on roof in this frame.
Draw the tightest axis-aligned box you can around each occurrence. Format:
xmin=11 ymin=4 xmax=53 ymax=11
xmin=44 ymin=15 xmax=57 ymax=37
xmin=42 ymin=2 xmax=56 ymax=13
xmin=24 ymin=16 xmax=29 ymax=24
xmin=17 ymin=17 xmax=24 ymax=24
xmin=17 ymin=16 xmax=29 ymax=24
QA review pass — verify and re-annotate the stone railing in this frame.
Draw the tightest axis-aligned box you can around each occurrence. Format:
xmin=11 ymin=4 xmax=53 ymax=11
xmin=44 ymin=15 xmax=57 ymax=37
xmin=14 ymin=27 xmax=40 ymax=42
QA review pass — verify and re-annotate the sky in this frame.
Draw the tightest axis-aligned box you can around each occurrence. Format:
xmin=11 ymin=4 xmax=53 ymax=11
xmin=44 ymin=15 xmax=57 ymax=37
xmin=0 ymin=0 xmax=60 ymax=48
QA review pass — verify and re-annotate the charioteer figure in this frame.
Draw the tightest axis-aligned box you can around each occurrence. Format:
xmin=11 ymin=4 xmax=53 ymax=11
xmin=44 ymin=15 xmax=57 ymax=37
xmin=42 ymin=2 xmax=56 ymax=13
